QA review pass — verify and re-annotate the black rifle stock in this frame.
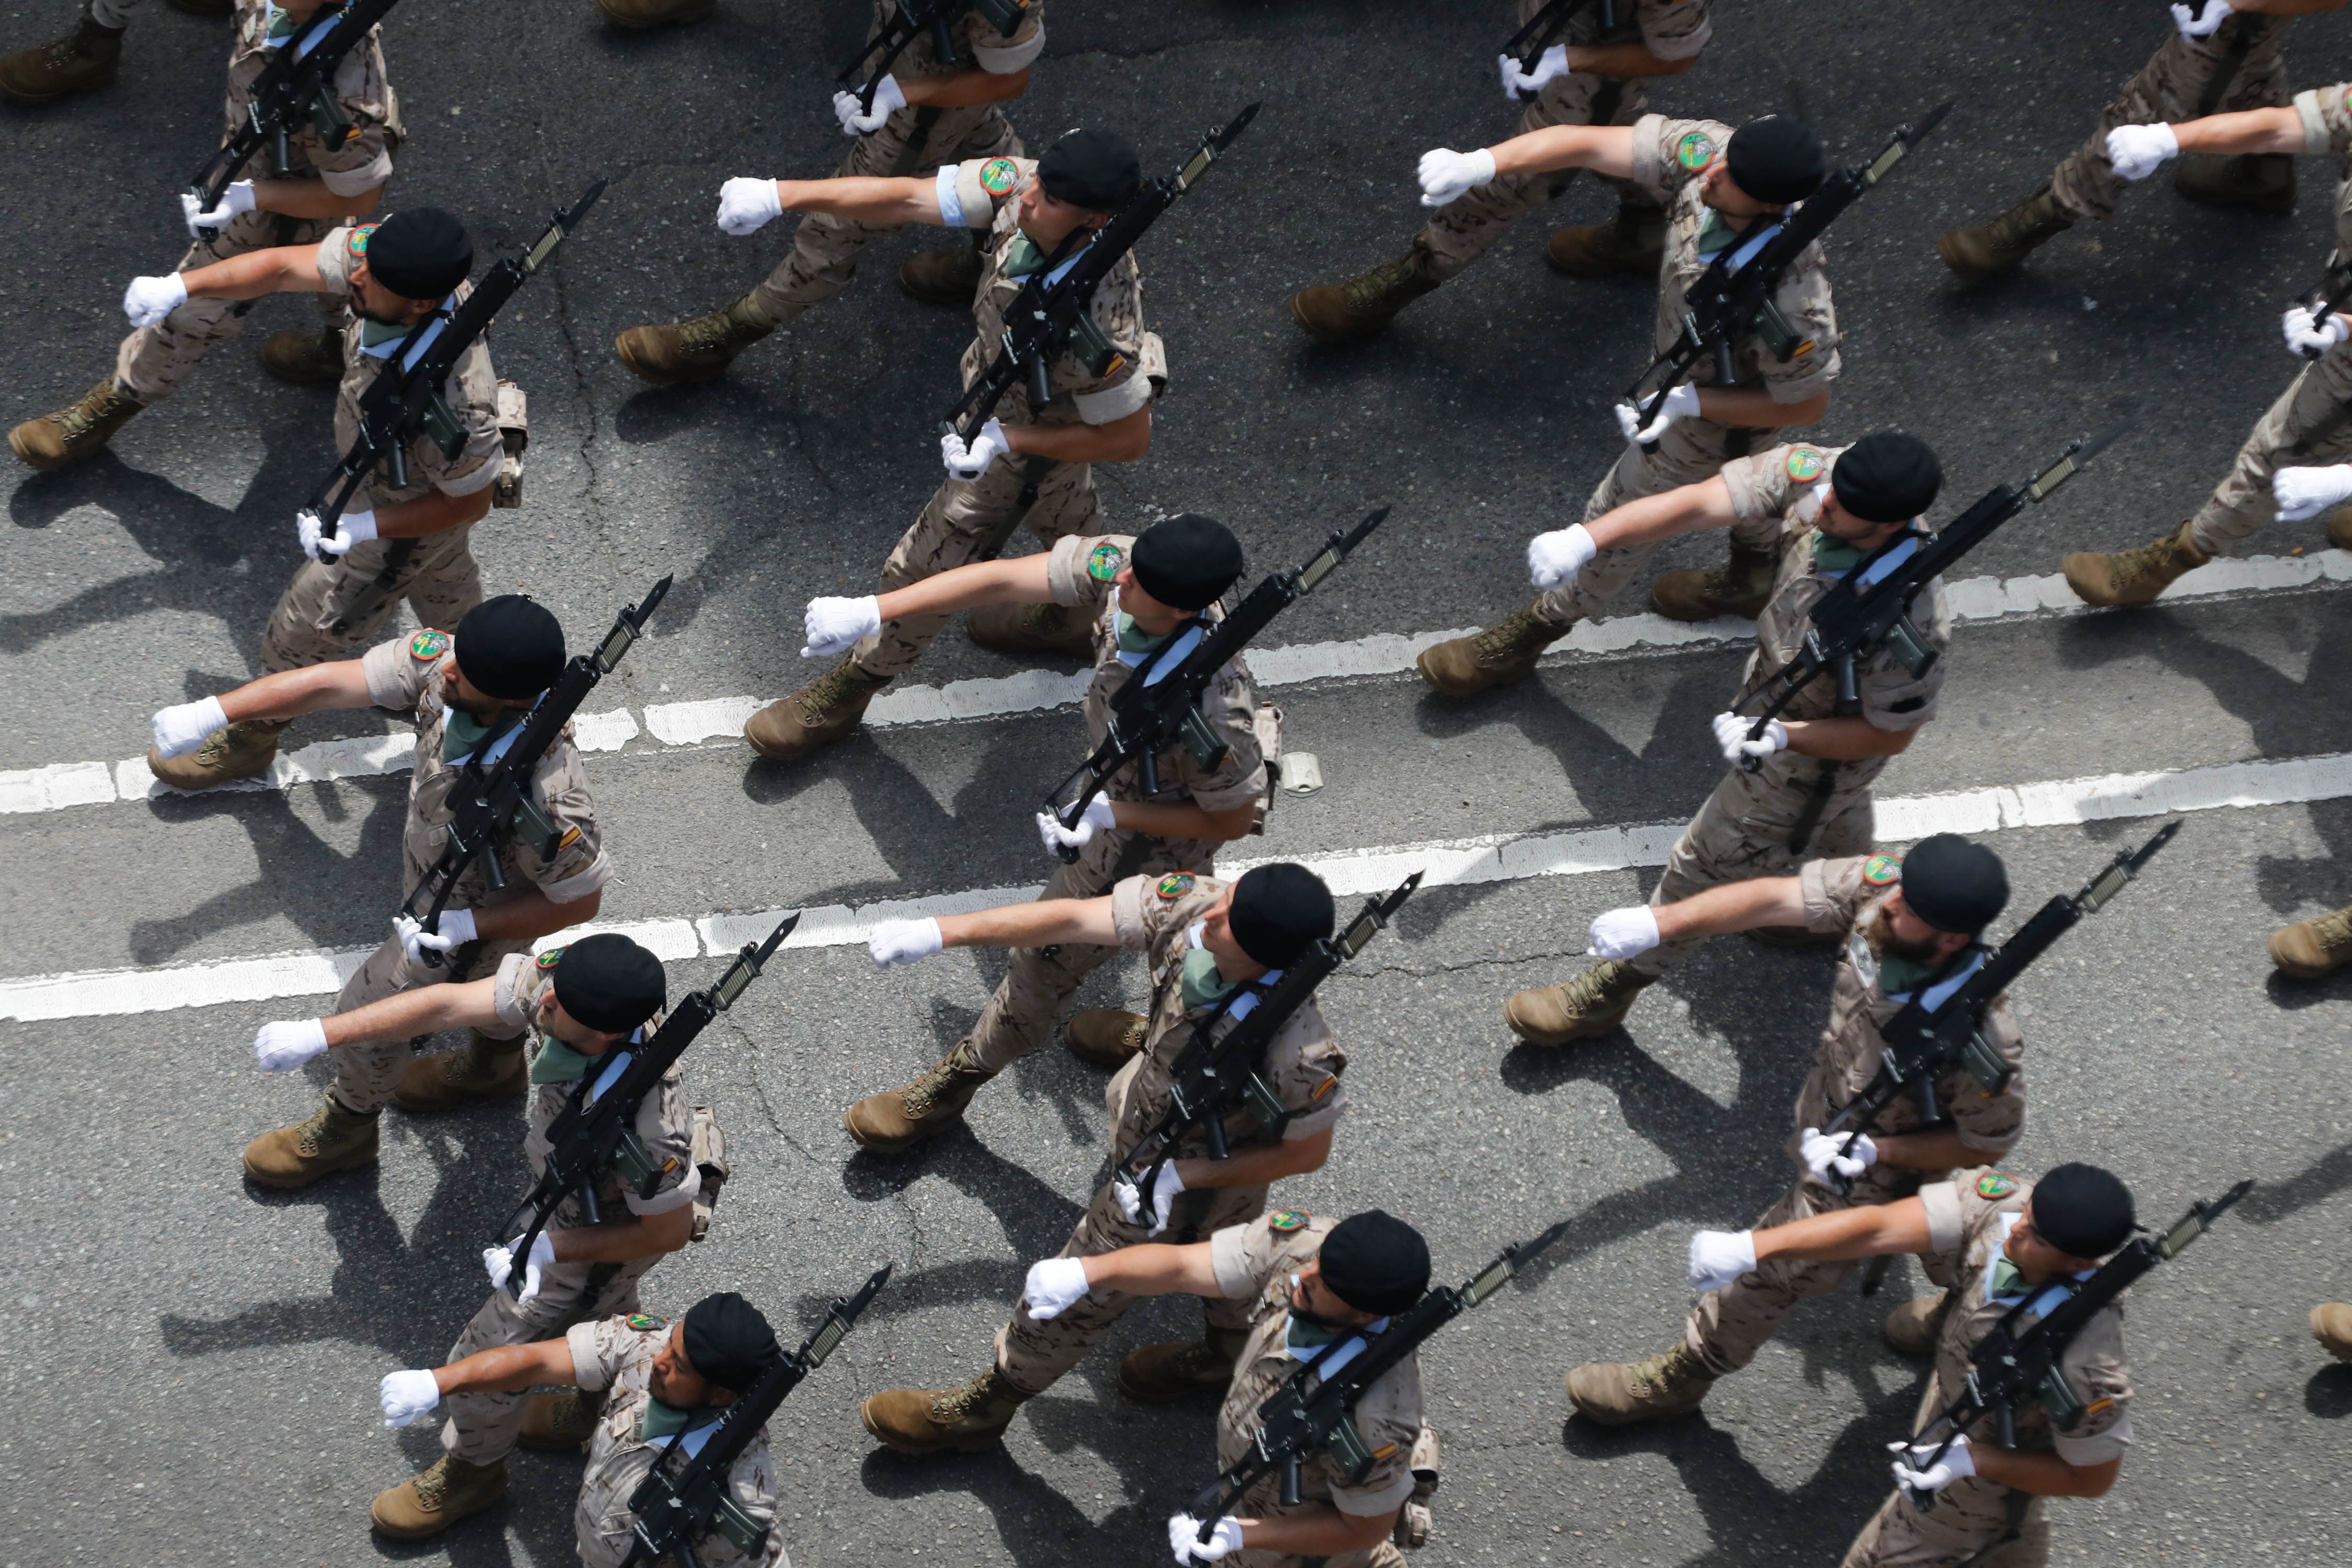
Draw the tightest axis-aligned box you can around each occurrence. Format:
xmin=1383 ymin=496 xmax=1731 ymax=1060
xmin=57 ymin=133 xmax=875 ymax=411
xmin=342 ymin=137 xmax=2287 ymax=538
xmin=1043 ymin=509 xmax=1388 ymax=862
xmin=186 ymin=0 xmax=403 ymax=232
xmin=837 ymin=0 xmax=1035 ymax=112
xmin=397 ymin=576 xmax=668 ymax=964
xmin=491 ymin=913 xmax=799 ymax=1296
xmin=621 ymin=1265 xmax=893 ymax=1567
xmin=942 ymin=103 xmax=1259 ymax=443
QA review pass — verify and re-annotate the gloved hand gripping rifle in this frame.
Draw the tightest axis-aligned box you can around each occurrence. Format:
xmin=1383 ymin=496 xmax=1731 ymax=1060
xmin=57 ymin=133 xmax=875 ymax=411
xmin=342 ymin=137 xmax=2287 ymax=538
xmin=837 ymin=0 xmax=1035 ymax=114
xmin=1501 ymin=0 xmax=1615 ymax=100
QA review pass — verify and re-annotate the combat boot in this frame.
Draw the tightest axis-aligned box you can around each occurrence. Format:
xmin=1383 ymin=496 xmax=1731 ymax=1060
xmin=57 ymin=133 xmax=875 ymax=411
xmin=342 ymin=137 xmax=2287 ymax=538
xmin=0 ymin=9 xmax=123 ymax=103
xmin=2312 ymin=1303 xmax=2352 ymax=1362
xmin=369 ymin=1454 xmax=508 ymax=1539
xmin=743 ymin=659 xmax=889 ymax=764
xmin=9 ymin=377 xmax=142 ymax=471
xmin=1117 ymin=1328 xmax=1250 ymax=1403
xmin=2268 ymin=904 xmax=2352 ymax=980
xmin=2061 ymin=521 xmax=2207 ymax=608
xmin=1286 ymin=246 xmax=1443 ymax=344
xmin=391 ymin=1030 xmax=526 ymax=1112
xmin=615 ymin=293 xmax=773 ymax=387
xmin=2330 ymin=510 xmax=2352 ymax=552
xmin=145 ymin=717 xmax=286 ymax=792
xmin=259 ymin=329 xmax=344 ymax=385
xmin=860 ymin=1366 xmax=1030 ymax=1455
xmin=967 ymin=600 xmax=1097 ymax=660
xmin=1065 ymin=1008 xmax=1147 ymax=1068
xmin=592 ymin=0 xmax=716 ymax=26
xmin=1882 ymin=1290 xmax=1950 ymax=1358
xmin=1414 ymin=600 xmax=1571 ymax=698
xmin=2173 ymin=152 xmax=2295 ymax=215
xmin=517 ymin=1389 xmax=605 ymax=1452
xmin=1935 ymin=187 xmax=2074 ymax=282
xmin=843 ymin=1041 xmax=995 ymax=1153
xmin=899 ymin=242 xmax=985 ymax=306
xmin=1648 ymin=536 xmax=1778 ymax=622
xmin=241 ymin=1093 xmax=380 ymax=1189
xmin=1544 ymin=201 xmax=1667 ymax=278
xmin=1504 ymin=961 xmax=1655 ymax=1047
xmin=1566 ymin=1342 xmax=1715 ymax=1425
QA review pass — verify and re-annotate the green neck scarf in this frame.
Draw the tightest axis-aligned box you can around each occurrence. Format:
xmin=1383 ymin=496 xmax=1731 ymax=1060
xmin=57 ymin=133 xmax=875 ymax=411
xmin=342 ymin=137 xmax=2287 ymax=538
xmin=1694 ymin=209 xmax=1743 ymax=260
xmin=442 ymin=708 xmax=521 ymax=766
xmin=1001 ymin=234 xmax=1048 ymax=281
xmin=1811 ymin=530 xmax=1866 ymax=575
xmin=1116 ymin=611 xmax=1171 ymax=656
xmin=360 ymin=314 xmax=415 ymax=352
xmin=1989 ymin=1256 xmax=2028 ymax=1301
xmin=1180 ymin=946 xmax=1239 ymax=1011
xmin=1286 ymin=1314 xmax=1348 ymax=1355
xmin=1875 ymin=952 xmax=1940 ymax=997
xmin=529 ymin=1038 xmax=603 ymax=1086
xmin=637 ymin=1396 xmax=721 ymax=1444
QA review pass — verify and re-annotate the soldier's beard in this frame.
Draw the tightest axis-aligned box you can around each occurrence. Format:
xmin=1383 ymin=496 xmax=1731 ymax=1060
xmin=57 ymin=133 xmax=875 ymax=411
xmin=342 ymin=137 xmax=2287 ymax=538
xmin=439 ymin=672 xmax=505 ymax=719
xmin=1864 ymin=906 xmax=1947 ymax=966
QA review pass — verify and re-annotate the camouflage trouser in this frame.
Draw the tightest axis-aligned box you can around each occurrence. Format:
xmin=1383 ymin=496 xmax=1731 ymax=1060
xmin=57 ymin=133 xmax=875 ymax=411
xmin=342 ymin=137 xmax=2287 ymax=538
xmin=1628 ymin=760 xmax=1874 ymax=979
xmin=114 ymin=208 xmax=343 ymax=403
xmin=260 ymin=526 xmax=484 ymax=673
xmin=1841 ymin=1389 xmax=2049 ymax=1568
xmin=441 ymin=1263 xmax=655 ymax=1463
xmin=2186 ymin=350 xmax=2352 ymax=556
xmin=1534 ymin=415 xmax=1789 ymax=627
xmin=994 ymin=1175 xmax=1266 ymax=1395
xmin=848 ymin=456 xmax=1101 ymax=685
xmin=2048 ymin=14 xmax=2288 ymax=222
xmin=1416 ymin=72 xmax=1654 ymax=282
xmin=747 ymin=102 xmax=1020 ymax=323
xmin=325 ymin=931 xmax=529 ymax=1113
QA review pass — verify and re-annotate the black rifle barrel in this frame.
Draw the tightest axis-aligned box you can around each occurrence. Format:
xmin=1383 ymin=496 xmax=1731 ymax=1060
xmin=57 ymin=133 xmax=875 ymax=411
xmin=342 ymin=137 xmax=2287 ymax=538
xmin=188 ymin=0 xmax=405 ymax=218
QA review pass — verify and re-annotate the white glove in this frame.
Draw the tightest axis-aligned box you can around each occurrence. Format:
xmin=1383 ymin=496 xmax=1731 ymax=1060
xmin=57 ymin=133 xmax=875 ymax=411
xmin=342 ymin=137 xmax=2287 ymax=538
xmin=2282 ymin=304 xmax=2350 ymax=358
xmin=2171 ymin=0 xmax=2232 ymax=41
xmin=180 ymin=179 xmax=257 ymax=237
xmin=151 ymin=695 xmax=228 ymax=760
xmin=2105 ymin=123 xmax=2179 ymax=182
xmin=379 ymin=1369 xmax=443 ymax=1428
xmin=1526 ymin=523 xmax=1598 ymax=589
xmin=1113 ymin=1161 xmax=1187 ymax=1237
xmin=2273 ymin=463 xmax=2352 ymax=522
xmin=1586 ymin=905 xmax=1661 ymax=961
xmin=123 ymin=272 xmax=189 ymax=328
xmin=1799 ymin=1126 xmax=1878 ymax=1184
xmin=483 ymin=1232 xmax=558 ymax=1304
xmin=1712 ymin=711 xmax=1788 ymax=765
xmin=941 ymin=417 xmax=1009 ymax=480
xmin=1417 ymin=146 xmax=1498 ymax=207
xmin=253 ymin=1019 xmax=330 ymax=1074
xmin=1021 ymin=1256 xmax=1092 ymax=1320
xmin=1614 ymin=382 xmax=1702 ymax=446
xmin=1890 ymin=1435 xmax=1976 ymax=1494
xmin=868 ymin=916 xmax=944 ymax=969
xmin=801 ymin=594 xmax=883 ymax=658
xmin=394 ymin=907 xmax=477 ymax=965
xmin=296 ymin=505 xmax=376 ymax=561
xmin=1496 ymin=44 xmax=1572 ymax=100
xmin=1168 ymin=1514 xmax=1245 ymax=1564
xmin=1034 ymin=796 xmax=1117 ymax=856
xmin=1688 ymin=1228 xmax=1757 ymax=1294
xmin=833 ymin=74 xmax=907 ymax=134
xmin=715 ymin=176 xmax=785 ymax=236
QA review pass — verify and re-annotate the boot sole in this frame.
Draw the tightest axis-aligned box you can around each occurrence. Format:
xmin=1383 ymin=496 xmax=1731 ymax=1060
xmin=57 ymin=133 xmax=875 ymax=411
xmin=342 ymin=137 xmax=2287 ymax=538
xmin=241 ymin=1144 xmax=378 ymax=1190
xmin=858 ymin=1399 xmax=1008 ymax=1454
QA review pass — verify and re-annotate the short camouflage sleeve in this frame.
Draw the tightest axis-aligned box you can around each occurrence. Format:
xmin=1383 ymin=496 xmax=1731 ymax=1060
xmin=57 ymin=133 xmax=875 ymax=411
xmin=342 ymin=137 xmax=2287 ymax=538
xmin=2293 ymin=83 xmax=2352 ymax=155
xmin=1259 ymin=1000 xmax=1348 ymax=1142
xmin=620 ymin=1066 xmax=702 ymax=1217
xmin=1949 ymin=1002 xmax=2026 ymax=1155
xmin=1851 ymin=577 xmax=1949 ymax=733
xmin=564 ymin=1312 xmax=659 ymax=1394
xmin=1919 ymin=1177 xmax=1969 ymax=1255
xmin=1800 ymin=851 xmax=1898 ymax=935
xmin=2052 ymin=1308 xmax=2134 ymax=1466
xmin=945 ymin=154 xmax=1033 ymax=229
xmin=1331 ymin=1364 xmax=1423 ymax=1517
xmin=492 ymin=950 xmax=554 ymax=1031
xmin=1046 ymin=533 xmax=1133 ymax=613
xmin=1629 ymin=114 xmax=1733 ymax=206
xmin=1181 ymin=661 xmax=1269 ymax=814
xmin=512 ymin=746 xmax=611 ymax=905
xmin=970 ymin=0 xmax=1044 ymax=72
xmin=1111 ymin=870 xmax=1225 ymax=954
xmin=1760 ymin=263 xmax=1839 ymax=403
xmin=1722 ymin=442 xmax=1840 ymax=526
xmin=1635 ymin=0 xmax=1711 ymax=61
xmin=1209 ymin=1210 xmax=1332 ymax=1299
xmin=361 ymin=627 xmax=452 ymax=711
xmin=314 ymin=223 xmax=365 ymax=300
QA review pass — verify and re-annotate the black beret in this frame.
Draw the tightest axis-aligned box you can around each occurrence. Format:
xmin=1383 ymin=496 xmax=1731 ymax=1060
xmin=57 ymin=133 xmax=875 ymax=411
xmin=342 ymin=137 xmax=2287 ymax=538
xmin=1129 ymin=514 xmax=1246 ymax=612
xmin=682 ymin=1291 xmax=781 ymax=1397
xmin=1830 ymin=431 xmax=1944 ymax=524
xmin=1229 ymin=863 xmax=1334 ymax=970
xmin=1899 ymin=834 xmax=2009 ymax=936
xmin=1320 ymin=1210 xmax=1432 ymax=1316
xmin=1725 ymin=116 xmax=1827 ymax=205
xmin=454 ymin=595 xmax=566 ymax=700
xmin=364 ymin=207 xmax=474 ymax=301
xmin=550 ymin=932 xmax=667 ymax=1034
xmin=2032 ymin=1163 xmax=2136 ymax=1260
xmin=1037 ymin=128 xmax=1143 ymax=212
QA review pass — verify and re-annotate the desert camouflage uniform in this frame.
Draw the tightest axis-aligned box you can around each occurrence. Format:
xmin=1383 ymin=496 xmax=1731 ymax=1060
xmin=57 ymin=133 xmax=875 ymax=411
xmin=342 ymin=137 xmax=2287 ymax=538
xmin=1686 ymin=852 xmax=2026 ymax=1374
xmin=1840 ymin=1173 xmax=2134 ymax=1568
xmin=992 ymin=871 xmax=1348 ymax=1393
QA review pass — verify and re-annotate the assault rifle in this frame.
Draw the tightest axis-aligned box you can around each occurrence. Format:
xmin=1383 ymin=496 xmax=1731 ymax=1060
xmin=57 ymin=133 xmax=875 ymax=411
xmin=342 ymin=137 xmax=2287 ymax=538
xmin=1624 ymin=103 xmax=1950 ymax=454
xmin=186 ymin=0 xmax=402 ymax=237
xmin=1501 ymin=0 xmax=1613 ymax=99
xmin=1729 ymin=426 xmax=2124 ymax=767
xmin=1898 ymin=1179 xmax=2252 ymax=1509
xmin=490 ymin=912 xmax=799 ymax=1298
xmin=621 ymin=1265 xmax=893 ymax=1567
xmin=838 ymin=0 xmax=1035 ymax=114
xmin=396 ymin=576 xmax=669 ymax=965
xmin=942 ymin=103 xmax=1260 ymax=443
xmin=2299 ymin=258 xmax=2352 ymax=357
xmin=1178 ymin=1216 xmax=1575 ymax=1559
xmin=1121 ymin=873 xmax=1421 ymax=1229
xmin=1041 ymin=509 xmax=1387 ymax=861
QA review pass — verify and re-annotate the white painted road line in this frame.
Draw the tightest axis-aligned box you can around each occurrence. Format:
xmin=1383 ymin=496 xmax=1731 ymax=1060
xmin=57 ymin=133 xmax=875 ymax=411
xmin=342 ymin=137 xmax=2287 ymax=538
xmin=7 ymin=747 xmax=2343 ymax=1024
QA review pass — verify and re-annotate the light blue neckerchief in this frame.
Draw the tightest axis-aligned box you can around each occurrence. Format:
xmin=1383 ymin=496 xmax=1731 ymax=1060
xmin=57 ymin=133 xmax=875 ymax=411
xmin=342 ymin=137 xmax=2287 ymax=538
xmin=1879 ymin=947 xmax=1985 ymax=1009
xmin=446 ymin=694 xmax=544 ymax=770
xmin=1698 ymin=216 xmax=1782 ymax=272
xmin=360 ymin=296 xmax=460 ymax=363
xmin=1284 ymin=1299 xmax=1393 ymax=1377
xmin=1981 ymin=1212 xmax=2094 ymax=1319
xmin=262 ymin=4 xmax=339 ymax=57
xmin=1111 ymin=590 xmax=1207 ymax=683
xmin=1184 ymin=921 xmax=1281 ymax=1022
xmin=1815 ymin=531 xmax=1923 ymax=589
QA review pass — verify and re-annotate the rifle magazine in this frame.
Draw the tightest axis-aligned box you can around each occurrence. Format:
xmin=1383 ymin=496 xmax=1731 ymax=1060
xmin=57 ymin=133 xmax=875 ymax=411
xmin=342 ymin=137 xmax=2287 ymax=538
xmin=711 ymin=1494 xmax=768 ymax=1555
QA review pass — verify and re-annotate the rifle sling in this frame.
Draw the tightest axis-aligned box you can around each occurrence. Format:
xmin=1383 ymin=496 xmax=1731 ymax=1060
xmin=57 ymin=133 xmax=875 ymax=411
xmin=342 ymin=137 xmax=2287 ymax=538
xmin=974 ymin=455 xmax=1058 ymax=560
xmin=1951 ymin=1489 xmax=2035 ymax=1567
xmin=328 ymin=536 xmax=421 ymax=637
xmin=888 ymin=106 xmax=947 ymax=178
xmin=1784 ymin=759 xmax=1841 ymax=854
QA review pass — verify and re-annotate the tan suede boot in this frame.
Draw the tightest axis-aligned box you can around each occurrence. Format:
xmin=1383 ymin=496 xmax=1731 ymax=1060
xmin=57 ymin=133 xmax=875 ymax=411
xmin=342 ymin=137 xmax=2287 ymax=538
xmin=966 ymin=601 xmax=1097 ymax=659
xmin=593 ymin=0 xmax=715 ymax=26
xmin=10 ymin=377 xmax=142 ymax=471
xmin=2269 ymin=904 xmax=2352 ymax=980
xmin=1935 ymin=187 xmax=2074 ymax=282
xmin=2326 ymin=510 xmax=2352 ymax=552
xmin=615 ymin=293 xmax=773 ymax=387
xmin=1414 ymin=601 xmax=1571 ymax=698
xmin=1504 ymin=961 xmax=1656 ymax=1047
xmin=1544 ymin=201 xmax=1667 ymax=278
xmin=146 ymin=717 xmax=286 ymax=792
xmin=259 ymin=329 xmax=344 ymax=385
xmin=1882 ymin=1290 xmax=1951 ymax=1358
xmin=899 ymin=242 xmax=985 ymax=306
xmin=391 ymin=1031 xmax=526 ymax=1112
xmin=2061 ymin=521 xmax=2208 ymax=608
xmin=241 ymin=1094 xmax=380 ymax=1189
xmin=2173 ymin=152 xmax=2295 ymax=215
xmin=1649 ymin=536 xmax=1779 ymax=622
xmin=2312 ymin=1303 xmax=2352 ymax=1362
xmin=843 ymin=1042 xmax=996 ymax=1152
xmin=368 ymin=1454 xmax=507 ymax=1539
xmin=1117 ymin=1329 xmax=1250 ymax=1403
xmin=1565 ymin=1342 xmax=1716 ymax=1425
xmin=0 ymin=9 xmax=123 ymax=103
xmin=517 ymin=1389 xmax=605 ymax=1451
xmin=1287 ymin=246 xmax=1444 ymax=344
xmin=743 ymin=659 xmax=890 ymax=763
xmin=860 ymin=1366 xmax=1030 ymax=1455
xmin=1065 ymin=1008 xmax=1147 ymax=1068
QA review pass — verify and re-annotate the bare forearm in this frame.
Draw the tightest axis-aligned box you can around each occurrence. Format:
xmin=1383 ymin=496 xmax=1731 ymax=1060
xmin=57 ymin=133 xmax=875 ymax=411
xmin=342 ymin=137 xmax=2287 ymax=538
xmin=1563 ymin=41 xmax=1694 ymax=79
xmin=1488 ymin=122 xmax=1635 ymax=180
xmin=877 ymin=557 xmax=1052 ymax=622
xmin=2172 ymin=105 xmax=2304 ymax=156
xmin=1652 ymin=876 xmax=1805 ymax=943
xmin=1754 ymin=1195 xmax=1930 ymax=1263
xmin=181 ymin=247 xmax=318 ymax=300
xmin=436 ymin=1339 xmax=576 ymax=1397
xmin=216 ymin=661 xmax=373 ymax=723
xmin=1079 ymin=1240 xmax=1222 ymax=1298
xmin=1005 ymin=407 xmax=1151 ymax=465
xmin=324 ymin=980 xmax=496 ymax=1047
xmin=940 ymin=897 xmax=1117 ymax=951
xmin=1173 ymin=1129 xmax=1332 ymax=1192
xmin=777 ymin=175 xmax=939 ymax=228
xmin=1872 ymin=1129 xmax=1991 ymax=1174
xmin=898 ymin=64 xmax=1030 ymax=107
xmin=1782 ymin=717 xmax=1914 ymax=761
xmin=375 ymin=487 xmax=492 ymax=540
xmin=1237 ymin=1505 xmax=1395 ymax=1557
xmin=252 ymin=178 xmax=382 ymax=222
xmin=1694 ymin=386 xmax=1828 ymax=430
xmin=1969 ymin=1447 xmax=2120 ymax=1498
xmin=1111 ymin=799 xmax=1255 ymax=845
xmin=553 ymin=1206 xmax=693 ymax=1264
xmin=1585 ymin=476 xmax=1738 ymax=551
xmin=470 ymin=889 xmax=601 ymax=944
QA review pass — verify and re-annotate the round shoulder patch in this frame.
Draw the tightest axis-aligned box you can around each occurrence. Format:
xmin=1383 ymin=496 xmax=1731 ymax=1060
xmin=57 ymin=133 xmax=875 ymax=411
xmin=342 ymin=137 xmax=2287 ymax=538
xmin=408 ymin=628 xmax=451 ymax=662
xmin=1976 ymin=1171 xmax=2018 ymax=1200
xmin=1862 ymin=854 xmax=1901 ymax=886
xmin=1157 ymin=872 xmax=1196 ymax=900
xmin=1785 ymin=446 xmax=1828 ymax=483
xmin=979 ymin=157 xmax=1020 ymax=197
xmin=536 ymin=946 xmax=567 ymax=970
xmin=349 ymin=222 xmax=377 ymax=260
xmin=626 ymin=1312 xmax=667 ymax=1332
xmin=1086 ymin=541 xmax=1124 ymax=582
xmin=1675 ymin=131 xmax=1715 ymax=171
xmin=1269 ymin=1209 xmax=1310 ymax=1233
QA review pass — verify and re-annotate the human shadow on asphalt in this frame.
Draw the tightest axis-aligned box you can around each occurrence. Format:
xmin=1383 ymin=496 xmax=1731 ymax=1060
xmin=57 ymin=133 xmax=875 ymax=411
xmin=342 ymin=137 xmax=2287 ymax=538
xmin=2236 ymin=1139 xmax=2352 ymax=1227
xmin=826 ymin=1132 xmax=1083 ymax=1325
xmin=2307 ymin=1364 xmax=2352 ymax=1419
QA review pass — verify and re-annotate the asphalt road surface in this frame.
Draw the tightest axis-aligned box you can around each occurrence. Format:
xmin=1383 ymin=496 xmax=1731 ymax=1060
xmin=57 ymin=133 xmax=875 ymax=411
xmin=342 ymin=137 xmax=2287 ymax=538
xmin=4 ymin=3 xmax=2352 ymax=1566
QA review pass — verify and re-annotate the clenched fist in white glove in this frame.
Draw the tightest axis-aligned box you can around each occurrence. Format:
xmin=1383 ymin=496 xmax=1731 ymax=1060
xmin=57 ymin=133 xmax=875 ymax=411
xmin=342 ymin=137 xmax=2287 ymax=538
xmin=123 ymin=272 xmax=189 ymax=328
xmin=1022 ymin=1255 xmax=1092 ymax=1320
xmin=151 ymin=695 xmax=228 ymax=760
xmin=254 ymin=1018 xmax=330 ymax=1074
xmin=716 ymin=176 xmax=785 ymax=236
xmin=1497 ymin=44 xmax=1572 ymax=101
xmin=484 ymin=1232 xmax=558 ymax=1303
xmin=1168 ymin=1514 xmax=1245 ymax=1564
xmin=395 ymin=908 xmax=476 ymax=965
xmin=2282 ymin=304 xmax=2350 ymax=358
xmin=1615 ymin=382 xmax=1701 ymax=447
xmin=1527 ymin=523 xmax=1598 ymax=589
xmin=2105 ymin=123 xmax=2179 ymax=182
xmin=1712 ymin=711 xmax=1788 ymax=765
xmin=181 ymin=179 xmax=258 ymax=237
xmin=868 ymin=916 xmax=944 ymax=969
xmin=1891 ymin=1434 xmax=1975 ymax=1495
xmin=1587 ymin=905 xmax=1661 ymax=961
xmin=1114 ymin=1160 xmax=1186 ymax=1236
xmin=1035 ymin=797 xmax=1117 ymax=856
xmin=2272 ymin=463 xmax=2352 ymax=522
xmin=801 ymin=594 xmax=883 ymax=658
xmin=297 ymin=506 xmax=376 ymax=561
xmin=2171 ymin=0 xmax=2232 ymax=41
xmin=941 ymin=417 xmax=1009 ymax=480
xmin=1800 ymin=1126 xmax=1877 ymax=1184
xmin=1688 ymin=1228 xmax=1757 ymax=1293
xmin=1418 ymin=146 xmax=1498 ymax=207
xmin=379 ymin=1368 xmax=443 ymax=1427
xmin=833 ymin=74 xmax=907 ymax=134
